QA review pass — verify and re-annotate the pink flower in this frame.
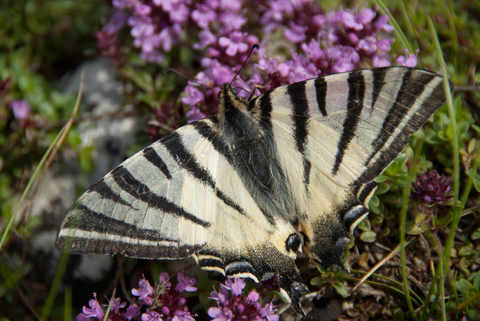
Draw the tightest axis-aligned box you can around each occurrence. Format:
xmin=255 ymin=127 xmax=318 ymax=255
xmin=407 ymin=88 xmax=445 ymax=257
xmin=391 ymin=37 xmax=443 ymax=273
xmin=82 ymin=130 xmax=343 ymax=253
xmin=9 ymin=99 xmax=31 ymax=120
xmin=191 ymin=3 xmax=217 ymax=29
xmin=169 ymin=4 xmax=190 ymax=24
xmin=186 ymin=106 xmax=207 ymax=123
xmin=357 ymin=36 xmax=377 ymax=54
xmin=142 ymin=311 xmax=163 ymax=321
xmin=374 ymin=14 xmax=394 ymax=32
xmin=193 ymin=28 xmax=217 ymax=50
xmin=105 ymin=297 xmax=127 ymax=312
xmin=396 ymin=48 xmax=419 ymax=68
xmin=182 ymin=85 xmax=205 ymax=106
xmin=284 ymin=21 xmax=308 ymax=43
xmin=208 ymin=278 xmax=278 ymax=321
xmin=132 ymin=277 xmax=154 ymax=305
xmin=259 ymin=301 xmax=280 ymax=321
xmin=377 ymin=38 xmax=395 ymax=52
xmin=372 ymin=54 xmax=391 ymax=67
xmin=338 ymin=6 xmax=376 ymax=31
xmin=124 ymin=303 xmax=142 ymax=320
xmin=218 ymin=31 xmax=257 ymax=57
xmin=208 ymin=306 xmax=233 ymax=321
xmin=175 ymin=271 xmax=197 ymax=292
xmin=159 ymin=272 xmax=172 ymax=287
xmin=219 ymin=12 xmax=247 ymax=32
xmin=79 ymin=293 xmax=104 ymax=321
xmin=172 ymin=310 xmax=195 ymax=321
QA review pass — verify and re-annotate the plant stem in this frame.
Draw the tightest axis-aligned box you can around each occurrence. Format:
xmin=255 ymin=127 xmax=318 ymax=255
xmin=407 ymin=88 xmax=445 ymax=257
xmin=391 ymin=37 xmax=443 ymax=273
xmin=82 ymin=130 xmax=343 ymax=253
xmin=428 ymin=15 xmax=459 ymax=321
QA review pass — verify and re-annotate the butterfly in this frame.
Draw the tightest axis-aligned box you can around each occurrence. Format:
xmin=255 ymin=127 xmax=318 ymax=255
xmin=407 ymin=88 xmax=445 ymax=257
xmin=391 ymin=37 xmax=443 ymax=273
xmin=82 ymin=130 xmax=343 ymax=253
xmin=56 ymin=66 xmax=445 ymax=314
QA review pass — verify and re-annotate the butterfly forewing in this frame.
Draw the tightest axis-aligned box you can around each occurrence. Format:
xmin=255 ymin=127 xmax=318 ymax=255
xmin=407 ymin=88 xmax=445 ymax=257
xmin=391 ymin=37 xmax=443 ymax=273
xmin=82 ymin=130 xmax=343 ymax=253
xmin=57 ymin=120 xmax=220 ymax=258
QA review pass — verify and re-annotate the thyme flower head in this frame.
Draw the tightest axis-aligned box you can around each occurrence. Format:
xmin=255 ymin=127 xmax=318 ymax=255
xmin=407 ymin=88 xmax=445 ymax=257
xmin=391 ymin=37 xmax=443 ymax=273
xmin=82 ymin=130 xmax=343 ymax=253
xmin=410 ymin=170 xmax=453 ymax=206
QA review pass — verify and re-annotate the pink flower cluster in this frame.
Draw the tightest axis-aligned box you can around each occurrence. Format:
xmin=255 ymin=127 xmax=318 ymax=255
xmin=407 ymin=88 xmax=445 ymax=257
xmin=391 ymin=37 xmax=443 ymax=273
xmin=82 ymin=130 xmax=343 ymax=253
xmin=97 ymin=0 xmax=418 ymax=128
xmin=208 ymin=278 xmax=279 ymax=321
xmin=76 ymin=271 xmax=196 ymax=321
xmin=410 ymin=170 xmax=454 ymax=206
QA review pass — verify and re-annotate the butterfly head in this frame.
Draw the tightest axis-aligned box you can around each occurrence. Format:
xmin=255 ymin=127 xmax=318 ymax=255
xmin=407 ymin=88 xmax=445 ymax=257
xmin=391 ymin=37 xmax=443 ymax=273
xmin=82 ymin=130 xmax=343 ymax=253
xmin=216 ymin=84 xmax=250 ymax=126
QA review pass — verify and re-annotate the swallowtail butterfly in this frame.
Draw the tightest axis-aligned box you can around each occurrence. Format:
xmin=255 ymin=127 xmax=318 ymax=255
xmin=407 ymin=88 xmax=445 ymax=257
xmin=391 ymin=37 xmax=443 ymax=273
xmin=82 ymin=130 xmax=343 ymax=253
xmin=56 ymin=67 xmax=446 ymax=313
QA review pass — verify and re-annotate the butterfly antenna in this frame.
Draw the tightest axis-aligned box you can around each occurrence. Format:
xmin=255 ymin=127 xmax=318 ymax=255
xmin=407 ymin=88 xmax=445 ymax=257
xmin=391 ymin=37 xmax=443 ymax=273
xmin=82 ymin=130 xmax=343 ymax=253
xmin=162 ymin=68 xmax=219 ymax=92
xmin=228 ymin=44 xmax=260 ymax=89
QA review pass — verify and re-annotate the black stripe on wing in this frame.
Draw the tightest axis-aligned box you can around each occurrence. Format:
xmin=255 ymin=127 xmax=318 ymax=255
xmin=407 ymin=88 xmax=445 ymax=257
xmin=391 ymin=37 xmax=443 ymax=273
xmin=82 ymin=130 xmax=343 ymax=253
xmin=163 ymin=131 xmax=216 ymax=187
xmin=371 ymin=68 xmax=387 ymax=110
xmin=68 ymin=237 xmax=196 ymax=259
xmin=63 ymin=204 xmax=179 ymax=242
xmin=357 ymin=73 xmax=445 ymax=184
xmin=365 ymin=69 xmax=436 ymax=166
xmin=112 ymin=165 xmax=211 ymax=228
xmin=314 ymin=77 xmax=328 ymax=116
xmin=57 ymin=204 xmax=200 ymax=258
xmin=161 ymin=130 xmax=246 ymax=216
xmin=225 ymin=260 xmax=256 ymax=277
xmin=257 ymin=90 xmax=273 ymax=129
xmin=88 ymin=178 xmax=132 ymax=207
xmin=287 ymin=81 xmax=312 ymax=186
xmin=198 ymin=256 xmax=225 ymax=271
xmin=332 ymin=70 xmax=366 ymax=175
xmin=143 ymin=146 xmax=172 ymax=179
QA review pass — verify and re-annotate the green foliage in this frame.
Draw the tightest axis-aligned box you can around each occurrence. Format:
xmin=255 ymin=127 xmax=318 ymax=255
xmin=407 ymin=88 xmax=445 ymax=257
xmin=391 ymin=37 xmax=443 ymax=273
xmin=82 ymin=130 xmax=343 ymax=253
xmin=311 ymin=265 xmax=348 ymax=298
xmin=447 ymin=273 xmax=480 ymax=320
xmin=0 ymin=0 xmax=106 ymax=234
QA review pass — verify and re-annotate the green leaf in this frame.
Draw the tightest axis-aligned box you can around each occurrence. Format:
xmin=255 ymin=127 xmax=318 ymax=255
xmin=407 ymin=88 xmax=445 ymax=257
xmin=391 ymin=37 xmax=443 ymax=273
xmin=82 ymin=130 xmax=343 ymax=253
xmin=473 ymin=177 xmax=480 ymax=193
xmin=405 ymin=221 xmax=427 ymax=234
xmin=474 ymin=73 xmax=480 ymax=83
xmin=458 ymin=244 xmax=473 ymax=256
xmin=396 ymin=153 xmax=409 ymax=167
xmin=332 ymin=281 xmax=348 ymax=298
xmin=414 ymin=213 xmax=428 ymax=225
xmin=376 ymin=174 xmax=388 ymax=183
xmin=371 ymin=212 xmax=383 ymax=225
xmin=379 ymin=227 xmax=390 ymax=237
xmin=472 ymin=273 xmax=480 ymax=292
xmin=433 ymin=212 xmax=453 ymax=228
xmin=67 ymin=129 xmax=82 ymax=149
xmin=357 ymin=219 xmax=371 ymax=231
xmin=369 ymin=194 xmax=380 ymax=207
xmin=472 ymin=228 xmax=480 ymax=240
xmin=310 ymin=277 xmax=326 ymax=286
xmin=393 ymin=308 xmax=404 ymax=321
xmin=78 ymin=146 xmax=95 ymax=173
xmin=456 ymin=279 xmax=475 ymax=296
xmin=392 ymin=175 xmax=411 ymax=187
xmin=375 ymin=183 xmax=390 ymax=195
xmin=272 ymin=290 xmax=287 ymax=302
xmin=471 ymin=124 xmax=480 ymax=135
xmin=359 ymin=230 xmax=376 ymax=243
xmin=26 ymin=216 xmax=42 ymax=231
xmin=467 ymin=310 xmax=480 ymax=320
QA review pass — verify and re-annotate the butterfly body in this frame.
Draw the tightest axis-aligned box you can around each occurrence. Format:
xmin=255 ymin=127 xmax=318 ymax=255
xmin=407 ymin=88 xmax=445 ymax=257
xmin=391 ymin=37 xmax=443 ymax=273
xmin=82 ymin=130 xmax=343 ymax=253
xmin=56 ymin=67 xmax=446 ymax=314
